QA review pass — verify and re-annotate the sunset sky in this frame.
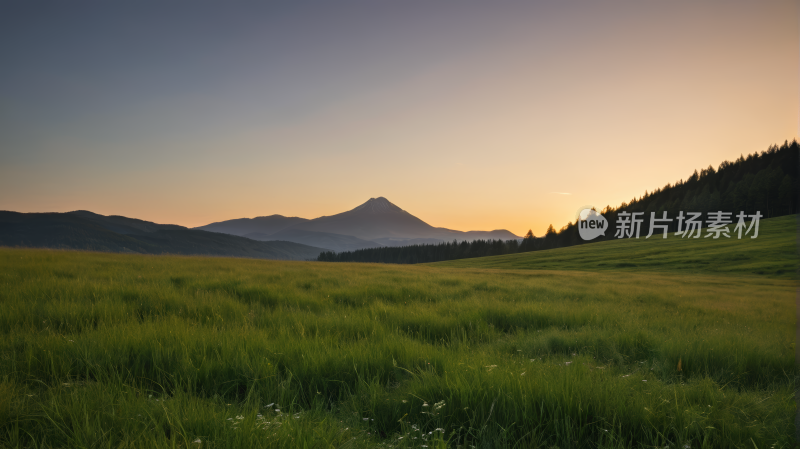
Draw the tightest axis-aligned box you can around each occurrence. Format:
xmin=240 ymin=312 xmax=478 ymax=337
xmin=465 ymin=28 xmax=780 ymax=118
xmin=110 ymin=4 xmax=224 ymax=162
xmin=1 ymin=0 xmax=797 ymax=236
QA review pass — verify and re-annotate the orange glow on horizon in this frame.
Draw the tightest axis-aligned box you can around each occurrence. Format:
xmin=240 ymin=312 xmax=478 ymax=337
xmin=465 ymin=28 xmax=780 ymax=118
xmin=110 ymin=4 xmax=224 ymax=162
xmin=0 ymin=1 xmax=796 ymax=237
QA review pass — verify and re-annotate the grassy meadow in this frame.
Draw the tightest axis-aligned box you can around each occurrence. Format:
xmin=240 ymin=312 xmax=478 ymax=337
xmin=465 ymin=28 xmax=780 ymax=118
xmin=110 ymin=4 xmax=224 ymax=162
xmin=432 ymin=215 xmax=797 ymax=279
xmin=0 ymin=216 xmax=796 ymax=448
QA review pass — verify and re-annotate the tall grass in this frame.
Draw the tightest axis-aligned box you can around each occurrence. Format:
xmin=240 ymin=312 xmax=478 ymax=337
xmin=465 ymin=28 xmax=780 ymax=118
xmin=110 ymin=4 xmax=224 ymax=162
xmin=0 ymin=236 xmax=795 ymax=448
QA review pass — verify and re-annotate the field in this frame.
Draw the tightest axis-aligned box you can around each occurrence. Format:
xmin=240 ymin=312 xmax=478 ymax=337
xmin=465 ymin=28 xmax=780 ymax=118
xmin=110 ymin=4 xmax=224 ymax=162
xmin=432 ymin=215 xmax=797 ymax=279
xmin=0 ymin=216 xmax=796 ymax=448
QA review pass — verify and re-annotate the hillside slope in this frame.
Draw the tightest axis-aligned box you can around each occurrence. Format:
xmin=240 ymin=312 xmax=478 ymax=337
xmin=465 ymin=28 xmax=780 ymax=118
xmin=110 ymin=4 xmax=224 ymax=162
xmin=0 ymin=211 xmax=326 ymax=260
xmin=429 ymin=215 xmax=797 ymax=279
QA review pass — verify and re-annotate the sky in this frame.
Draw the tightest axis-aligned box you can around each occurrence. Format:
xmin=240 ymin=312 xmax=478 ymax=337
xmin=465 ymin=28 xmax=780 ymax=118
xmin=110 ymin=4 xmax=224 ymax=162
xmin=0 ymin=0 xmax=797 ymax=236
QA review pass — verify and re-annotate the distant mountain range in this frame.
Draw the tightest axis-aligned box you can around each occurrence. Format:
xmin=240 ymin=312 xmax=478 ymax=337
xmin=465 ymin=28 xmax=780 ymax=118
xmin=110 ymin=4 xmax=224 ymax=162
xmin=195 ymin=197 xmax=519 ymax=252
xmin=0 ymin=197 xmax=519 ymax=259
xmin=0 ymin=210 xmax=325 ymax=260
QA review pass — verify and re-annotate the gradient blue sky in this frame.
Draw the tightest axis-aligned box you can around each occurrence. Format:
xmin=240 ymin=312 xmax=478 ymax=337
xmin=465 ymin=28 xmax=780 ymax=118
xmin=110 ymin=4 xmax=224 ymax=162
xmin=1 ymin=0 xmax=797 ymax=235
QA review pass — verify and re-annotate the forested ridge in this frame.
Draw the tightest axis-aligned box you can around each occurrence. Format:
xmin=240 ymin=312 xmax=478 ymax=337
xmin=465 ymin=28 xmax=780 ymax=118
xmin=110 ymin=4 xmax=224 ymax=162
xmin=319 ymin=140 xmax=798 ymax=264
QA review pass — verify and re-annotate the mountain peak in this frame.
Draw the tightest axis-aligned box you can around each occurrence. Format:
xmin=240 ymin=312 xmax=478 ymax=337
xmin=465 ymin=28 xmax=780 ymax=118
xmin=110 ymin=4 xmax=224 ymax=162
xmin=194 ymin=196 xmax=518 ymax=242
xmin=350 ymin=197 xmax=404 ymax=214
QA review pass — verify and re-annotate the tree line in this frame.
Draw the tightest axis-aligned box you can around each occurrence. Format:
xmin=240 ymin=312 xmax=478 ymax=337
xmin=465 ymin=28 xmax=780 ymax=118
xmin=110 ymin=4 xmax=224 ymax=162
xmin=319 ymin=140 xmax=798 ymax=264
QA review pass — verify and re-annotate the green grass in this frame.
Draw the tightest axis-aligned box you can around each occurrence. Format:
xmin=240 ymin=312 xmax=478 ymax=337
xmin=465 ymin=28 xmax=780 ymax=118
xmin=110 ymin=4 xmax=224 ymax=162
xmin=0 ymin=216 xmax=796 ymax=448
xmin=431 ymin=215 xmax=798 ymax=279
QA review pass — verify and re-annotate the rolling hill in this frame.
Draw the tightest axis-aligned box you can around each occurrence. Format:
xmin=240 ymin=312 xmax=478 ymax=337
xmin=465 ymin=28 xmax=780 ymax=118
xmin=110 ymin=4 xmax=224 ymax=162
xmin=429 ymin=215 xmax=797 ymax=279
xmin=0 ymin=210 xmax=326 ymax=260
